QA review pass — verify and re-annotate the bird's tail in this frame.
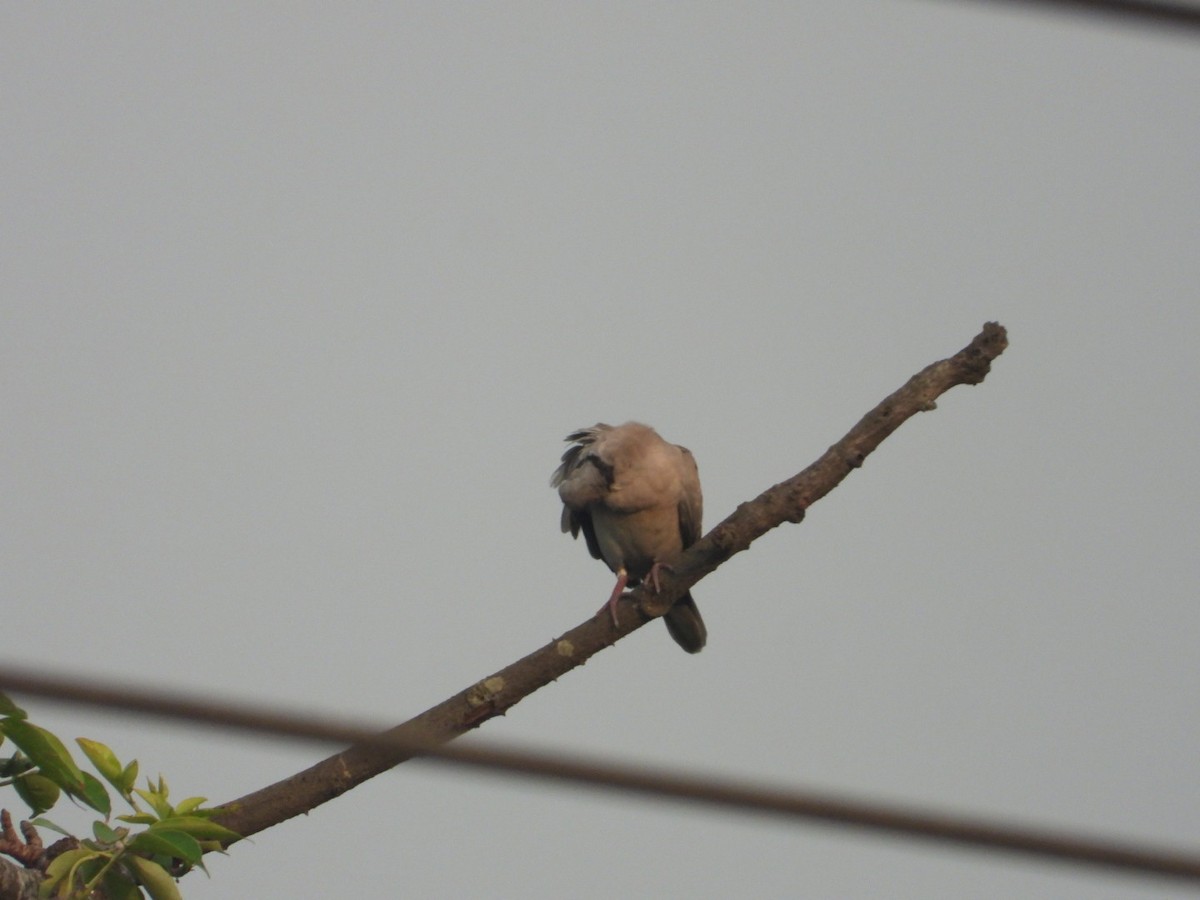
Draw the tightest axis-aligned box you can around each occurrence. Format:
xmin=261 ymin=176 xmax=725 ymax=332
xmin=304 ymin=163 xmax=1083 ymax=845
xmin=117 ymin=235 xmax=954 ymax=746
xmin=664 ymin=592 xmax=706 ymax=654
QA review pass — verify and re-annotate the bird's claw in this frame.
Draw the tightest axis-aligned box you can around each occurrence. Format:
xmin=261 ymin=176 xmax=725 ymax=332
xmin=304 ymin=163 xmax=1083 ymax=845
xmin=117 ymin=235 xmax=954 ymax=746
xmin=598 ymin=569 xmax=630 ymax=627
xmin=647 ymin=561 xmax=675 ymax=594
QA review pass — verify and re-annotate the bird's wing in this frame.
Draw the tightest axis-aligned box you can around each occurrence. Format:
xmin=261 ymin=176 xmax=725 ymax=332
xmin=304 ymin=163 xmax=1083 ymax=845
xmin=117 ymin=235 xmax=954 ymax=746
xmin=676 ymin=445 xmax=703 ymax=548
xmin=552 ymin=423 xmax=614 ymax=562
xmin=561 ymin=504 xmax=604 ymax=561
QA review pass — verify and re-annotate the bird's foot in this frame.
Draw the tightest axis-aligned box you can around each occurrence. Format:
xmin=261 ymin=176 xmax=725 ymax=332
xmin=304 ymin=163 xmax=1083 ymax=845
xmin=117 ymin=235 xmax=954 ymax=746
xmin=597 ymin=569 xmax=629 ymax=627
xmin=646 ymin=561 xmax=675 ymax=594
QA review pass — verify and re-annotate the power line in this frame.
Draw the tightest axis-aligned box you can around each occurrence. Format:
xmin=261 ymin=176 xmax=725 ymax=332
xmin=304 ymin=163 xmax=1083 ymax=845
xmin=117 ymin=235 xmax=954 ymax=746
xmin=2 ymin=665 xmax=1198 ymax=884
xmin=955 ymin=0 xmax=1200 ymax=32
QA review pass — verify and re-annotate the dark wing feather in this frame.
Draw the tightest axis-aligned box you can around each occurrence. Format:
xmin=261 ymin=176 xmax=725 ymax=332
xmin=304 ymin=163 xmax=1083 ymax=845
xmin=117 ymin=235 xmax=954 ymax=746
xmin=576 ymin=509 xmax=603 ymax=561
xmin=552 ymin=424 xmax=614 ymax=563
xmin=559 ymin=503 xmax=604 ymax=560
xmin=549 ymin=424 xmax=613 ymax=488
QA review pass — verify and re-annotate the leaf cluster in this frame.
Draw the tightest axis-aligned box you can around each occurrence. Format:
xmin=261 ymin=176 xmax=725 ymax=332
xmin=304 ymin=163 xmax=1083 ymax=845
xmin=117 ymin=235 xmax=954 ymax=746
xmin=0 ymin=692 xmax=237 ymax=900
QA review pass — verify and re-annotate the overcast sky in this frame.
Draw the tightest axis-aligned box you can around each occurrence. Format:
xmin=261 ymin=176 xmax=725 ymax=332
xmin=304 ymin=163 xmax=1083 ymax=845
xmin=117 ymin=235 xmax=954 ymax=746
xmin=3 ymin=4 xmax=1199 ymax=898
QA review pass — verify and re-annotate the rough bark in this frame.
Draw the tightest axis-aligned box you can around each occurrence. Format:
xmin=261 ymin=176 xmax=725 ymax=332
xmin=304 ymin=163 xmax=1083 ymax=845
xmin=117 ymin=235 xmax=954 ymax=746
xmin=212 ymin=323 xmax=1008 ymax=841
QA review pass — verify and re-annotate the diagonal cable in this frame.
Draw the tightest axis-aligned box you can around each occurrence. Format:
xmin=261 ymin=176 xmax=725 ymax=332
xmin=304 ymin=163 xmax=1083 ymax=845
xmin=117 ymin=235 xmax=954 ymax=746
xmin=947 ymin=0 xmax=1200 ymax=32
xmin=1 ymin=664 xmax=1198 ymax=884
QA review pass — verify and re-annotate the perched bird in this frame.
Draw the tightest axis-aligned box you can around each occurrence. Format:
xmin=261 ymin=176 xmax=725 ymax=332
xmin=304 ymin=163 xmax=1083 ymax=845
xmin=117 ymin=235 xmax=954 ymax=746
xmin=551 ymin=422 xmax=707 ymax=653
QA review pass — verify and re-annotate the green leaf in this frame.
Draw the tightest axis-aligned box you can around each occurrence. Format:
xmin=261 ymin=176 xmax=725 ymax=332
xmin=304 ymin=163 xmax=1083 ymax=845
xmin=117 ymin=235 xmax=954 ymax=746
xmin=180 ymin=805 xmax=224 ymax=820
xmin=117 ymin=813 xmax=159 ymax=825
xmin=0 ymin=752 xmax=34 ymax=778
xmin=126 ymin=854 xmax=182 ymax=900
xmin=78 ymin=771 xmax=112 ymax=815
xmin=2 ymin=720 xmax=84 ymax=791
xmin=77 ymin=737 xmax=123 ymax=784
xmin=151 ymin=815 xmax=240 ymax=844
xmin=134 ymin=786 xmax=172 ymax=820
xmin=30 ymin=817 xmax=71 ymax=837
xmin=102 ymin=869 xmax=145 ymax=900
xmin=75 ymin=854 xmax=110 ymax=889
xmin=93 ymin=820 xmax=124 ymax=844
xmin=119 ymin=758 xmax=139 ymax=795
xmin=0 ymin=691 xmax=27 ymax=718
xmin=13 ymin=772 xmax=60 ymax=815
xmin=40 ymin=846 xmax=102 ymax=897
xmin=129 ymin=828 xmax=203 ymax=865
xmin=172 ymin=796 xmax=207 ymax=816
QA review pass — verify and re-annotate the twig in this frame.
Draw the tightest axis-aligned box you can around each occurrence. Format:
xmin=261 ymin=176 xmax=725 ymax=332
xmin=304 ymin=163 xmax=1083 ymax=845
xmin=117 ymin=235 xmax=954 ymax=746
xmin=213 ymin=323 xmax=1008 ymax=840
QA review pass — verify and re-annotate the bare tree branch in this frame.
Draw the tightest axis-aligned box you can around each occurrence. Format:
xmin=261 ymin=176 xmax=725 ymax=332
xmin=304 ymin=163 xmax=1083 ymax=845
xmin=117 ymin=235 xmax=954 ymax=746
xmin=0 ymin=812 xmax=77 ymax=900
xmin=214 ymin=322 xmax=1008 ymax=840
xmin=0 ymin=856 xmax=41 ymax=900
xmin=0 ymin=810 xmax=43 ymax=869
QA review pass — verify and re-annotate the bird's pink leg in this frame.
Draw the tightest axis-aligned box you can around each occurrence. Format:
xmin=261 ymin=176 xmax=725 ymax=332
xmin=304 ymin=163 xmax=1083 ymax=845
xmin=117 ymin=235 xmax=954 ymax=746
xmin=646 ymin=561 xmax=675 ymax=594
xmin=598 ymin=568 xmax=629 ymax=627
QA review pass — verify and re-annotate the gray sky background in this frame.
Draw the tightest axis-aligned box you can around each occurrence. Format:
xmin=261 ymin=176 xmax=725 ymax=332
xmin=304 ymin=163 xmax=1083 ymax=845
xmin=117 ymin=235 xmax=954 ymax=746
xmin=3 ymin=4 xmax=1198 ymax=898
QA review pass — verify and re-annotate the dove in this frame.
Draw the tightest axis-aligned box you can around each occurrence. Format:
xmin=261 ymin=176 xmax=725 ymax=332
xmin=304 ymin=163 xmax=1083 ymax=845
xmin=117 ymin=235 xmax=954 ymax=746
xmin=551 ymin=422 xmax=707 ymax=653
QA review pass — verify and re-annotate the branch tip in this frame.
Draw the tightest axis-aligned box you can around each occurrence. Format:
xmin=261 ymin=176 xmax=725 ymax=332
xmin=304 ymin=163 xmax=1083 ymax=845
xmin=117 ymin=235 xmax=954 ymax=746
xmin=210 ymin=322 xmax=1010 ymax=840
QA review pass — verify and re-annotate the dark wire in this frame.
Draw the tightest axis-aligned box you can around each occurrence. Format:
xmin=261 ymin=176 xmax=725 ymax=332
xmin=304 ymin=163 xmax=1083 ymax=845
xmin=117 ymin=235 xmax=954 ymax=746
xmin=956 ymin=0 xmax=1200 ymax=33
xmin=1 ymin=665 xmax=1198 ymax=883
